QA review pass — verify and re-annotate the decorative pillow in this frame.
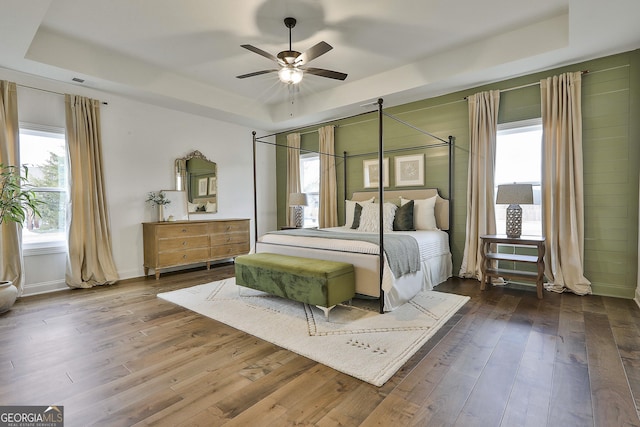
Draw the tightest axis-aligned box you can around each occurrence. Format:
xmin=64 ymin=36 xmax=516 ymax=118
xmin=357 ymin=202 xmax=397 ymax=233
xmin=187 ymin=202 xmax=199 ymax=213
xmin=401 ymin=196 xmax=437 ymax=230
xmin=205 ymin=201 xmax=217 ymax=213
xmin=393 ymin=199 xmax=415 ymax=231
xmin=351 ymin=203 xmax=363 ymax=229
xmin=345 ymin=197 xmax=374 ymax=227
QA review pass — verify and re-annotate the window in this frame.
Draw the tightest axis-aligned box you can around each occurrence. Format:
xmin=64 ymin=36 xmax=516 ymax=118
xmin=300 ymin=153 xmax=319 ymax=227
xmin=19 ymin=124 xmax=68 ymax=249
xmin=495 ymin=119 xmax=542 ymax=236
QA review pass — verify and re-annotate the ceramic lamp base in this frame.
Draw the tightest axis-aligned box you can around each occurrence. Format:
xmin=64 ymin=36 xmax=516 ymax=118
xmin=505 ymin=204 xmax=523 ymax=238
xmin=294 ymin=206 xmax=304 ymax=228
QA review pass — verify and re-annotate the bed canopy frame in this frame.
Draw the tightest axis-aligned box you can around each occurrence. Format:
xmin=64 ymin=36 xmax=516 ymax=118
xmin=251 ymin=98 xmax=454 ymax=313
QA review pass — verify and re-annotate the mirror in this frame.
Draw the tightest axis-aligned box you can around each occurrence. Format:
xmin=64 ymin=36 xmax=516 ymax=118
xmin=175 ymin=150 xmax=217 ymax=214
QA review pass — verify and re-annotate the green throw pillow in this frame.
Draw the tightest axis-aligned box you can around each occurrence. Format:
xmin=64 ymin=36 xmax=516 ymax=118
xmin=393 ymin=199 xmax=415 ymax=231
xmin=351 ymin=203 xmax=363 ymax=229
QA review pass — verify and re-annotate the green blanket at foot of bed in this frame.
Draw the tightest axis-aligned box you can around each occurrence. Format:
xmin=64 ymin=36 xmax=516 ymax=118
xmin=234 ymin=253 xmax=355 ymax=309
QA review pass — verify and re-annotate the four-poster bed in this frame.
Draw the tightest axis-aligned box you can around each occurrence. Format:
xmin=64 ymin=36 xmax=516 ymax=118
xmin=251 ymin=99 xmax=455 ymax=313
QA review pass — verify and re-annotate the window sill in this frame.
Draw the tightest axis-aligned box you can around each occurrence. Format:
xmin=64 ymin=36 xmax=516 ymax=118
xmin=23 ymin=242 xmax=67 ymax=256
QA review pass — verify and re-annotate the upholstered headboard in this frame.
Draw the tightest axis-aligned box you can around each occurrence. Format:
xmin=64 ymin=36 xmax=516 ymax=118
xmin=350 ymin=189 xmax=449 ymax=231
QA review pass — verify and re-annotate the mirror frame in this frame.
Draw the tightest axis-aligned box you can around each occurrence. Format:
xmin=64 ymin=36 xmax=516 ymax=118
xmin=175 ymin=150 xmax=217 ymax=214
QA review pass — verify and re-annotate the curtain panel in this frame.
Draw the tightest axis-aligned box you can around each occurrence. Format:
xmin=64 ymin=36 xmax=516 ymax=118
xmin=540 ymin=72 xmax=592 ymax=295
xmin=0 ymin=81 xmax=24 ymax=295
xmin=65 ymin=94 xmax=119 ymax=288
xmin=459 ymin=90 xmax=500 ymax=280
xmin=318 ymin=125 xmax=338 ymax=228
xmin=286 ymin=133 xmax=301 ymax=227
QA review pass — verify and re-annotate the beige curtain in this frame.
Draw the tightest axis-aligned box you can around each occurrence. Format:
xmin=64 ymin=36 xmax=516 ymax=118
xmin=65 ymin=94 xmax=119 ymax=288
xmin=459 ymin=90 xmax=500 ymax=280
xmin=0 ymin=81 xmax=25 ymax=295
xmin=286 ymin=133 xmax=301 ymax=227
xmin=318 ymin=125 xmax=338 ymax=228
xmin=541 ymin=72 xmax=592 ymax=295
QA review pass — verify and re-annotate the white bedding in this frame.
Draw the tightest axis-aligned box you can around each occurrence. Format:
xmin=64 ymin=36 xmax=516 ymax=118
xmin=255 ymin=226 xmax=452 ymax=311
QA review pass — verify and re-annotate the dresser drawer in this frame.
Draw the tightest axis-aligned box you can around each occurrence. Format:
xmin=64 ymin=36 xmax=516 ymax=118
xmin=157 ymin=224 xmax=209 ymax=238
xmin=209 ymin=220 xmax=248 ymax=234
xmin=158 ymin=248 xmax=210 ymax=267
xmin=210 ymin=242 xmax=250 ymax=259
xmin=210 ymin=232 xmax=249 ymax=246
xmin=158 ymin=235 xmax=209 ymax=252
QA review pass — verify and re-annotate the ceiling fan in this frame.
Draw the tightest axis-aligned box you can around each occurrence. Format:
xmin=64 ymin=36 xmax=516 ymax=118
xmin=236 ymin=17 xmax=347 ymax=85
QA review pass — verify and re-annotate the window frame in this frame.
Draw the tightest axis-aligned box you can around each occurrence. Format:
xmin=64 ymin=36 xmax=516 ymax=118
xmin=299 ymin=152 xmax=320 ymax=228
xmin=19 ymin=122 xmax=68 ymax=255
xmin=495 ymin=118 xmax=543 ymax=237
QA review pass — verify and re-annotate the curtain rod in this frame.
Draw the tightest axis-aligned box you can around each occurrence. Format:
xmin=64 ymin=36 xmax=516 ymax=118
xmin=459 ymin=66 xmax=635 ymax=100
xmin=16 ymin=83 xmax=108 ymax=105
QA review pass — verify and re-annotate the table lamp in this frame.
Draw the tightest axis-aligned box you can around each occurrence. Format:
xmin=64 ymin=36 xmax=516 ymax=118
xmin=496 ymin=183 xmax=534 ymax=238
xmin=289 ymin=192 xmax=308 ymax=228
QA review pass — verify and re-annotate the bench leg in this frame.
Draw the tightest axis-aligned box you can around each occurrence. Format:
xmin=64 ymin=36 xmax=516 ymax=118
xmin=316 ymin=305 xmax=335 ymax=321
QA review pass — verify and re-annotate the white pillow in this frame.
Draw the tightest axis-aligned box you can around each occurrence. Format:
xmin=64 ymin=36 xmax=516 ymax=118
xmin=401 ymin=196 xmax=437 ymax=230
xmin=205 ymin=201 xmax=217 ymax=213
xmin=345 ymin=197 xmax=374 ymax=227
xmin=357 ymin=202 xmax=397 ymax=233
xmin=187 ymin=202 xmax=199 ymax=213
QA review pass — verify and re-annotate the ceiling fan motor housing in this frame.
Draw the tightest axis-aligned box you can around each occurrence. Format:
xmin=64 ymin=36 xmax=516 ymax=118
xmin=277 ymin=50 xmax=301 ymax=64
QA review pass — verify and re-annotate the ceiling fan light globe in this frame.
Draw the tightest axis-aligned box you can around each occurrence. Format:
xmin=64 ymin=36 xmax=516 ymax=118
xmin=278 ymin=67 xmax=303 ymax=84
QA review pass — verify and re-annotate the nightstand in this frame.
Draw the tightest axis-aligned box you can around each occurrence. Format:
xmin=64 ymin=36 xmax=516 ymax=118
xmin=480 ymin=234 xmax=546 ymax=299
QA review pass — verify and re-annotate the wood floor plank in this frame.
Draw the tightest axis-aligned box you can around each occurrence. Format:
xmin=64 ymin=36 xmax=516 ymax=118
xmin=453 ymin=298 xmax=533 ymax=426
xmin=584 ymin=312 xmax=640 ymax=426
xmin=2 ymin=266 xmax=640 ymax=426
xmin=548 ymin=294 xmax=593 ymax=426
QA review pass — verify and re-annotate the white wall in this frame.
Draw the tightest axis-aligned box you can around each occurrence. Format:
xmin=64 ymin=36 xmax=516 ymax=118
xmin=1 ymin=69 xmax=277 ymax=295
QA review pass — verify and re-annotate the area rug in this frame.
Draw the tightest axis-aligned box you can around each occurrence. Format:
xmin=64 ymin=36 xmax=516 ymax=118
xmin=157 ymin=278 xmax=469 ymax=386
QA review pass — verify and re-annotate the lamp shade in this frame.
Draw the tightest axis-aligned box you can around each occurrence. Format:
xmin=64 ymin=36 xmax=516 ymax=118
xmin=496 ymin=184 xmax=534 ymax=205
xmin=289 ymin=192 xmax=308 ymax=206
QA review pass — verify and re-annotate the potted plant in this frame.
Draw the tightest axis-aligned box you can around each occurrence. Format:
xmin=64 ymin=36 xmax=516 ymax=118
xmin=0 ymin=163 xmax=42 ymax=313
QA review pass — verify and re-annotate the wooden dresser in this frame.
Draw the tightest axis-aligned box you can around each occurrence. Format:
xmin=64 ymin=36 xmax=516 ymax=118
xmin=143 ymin=219 xmax=250 ymax=279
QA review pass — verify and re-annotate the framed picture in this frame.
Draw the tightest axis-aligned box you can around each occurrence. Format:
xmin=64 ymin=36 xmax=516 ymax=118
xmin=160 ymin=190 xmax=189 ymax=221
xmin=208 ymin=176 xmax=217 ymax=195
xmin=197 ymin=178 xmax=208 ymax=196
xmin=395 ymin=154 xmax=424 ymax=187
xmin=363 ymin=158 xmax=389 ymax=188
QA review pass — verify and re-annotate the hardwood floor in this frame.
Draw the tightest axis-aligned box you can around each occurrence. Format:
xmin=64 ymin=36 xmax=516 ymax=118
xmin=2 ymin=265 xmax=640 ymax=426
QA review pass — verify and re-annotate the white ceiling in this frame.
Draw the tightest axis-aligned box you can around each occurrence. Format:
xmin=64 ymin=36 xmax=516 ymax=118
xmin=1 ymin=0 xmax=639 ymax=131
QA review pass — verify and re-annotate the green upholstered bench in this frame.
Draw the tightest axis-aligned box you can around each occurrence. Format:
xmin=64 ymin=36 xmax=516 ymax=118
xmin=234 ymin=252 xmax=355 ymax=319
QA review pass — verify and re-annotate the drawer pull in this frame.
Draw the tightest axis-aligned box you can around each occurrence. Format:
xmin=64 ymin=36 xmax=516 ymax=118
xmin=181 ymin=228 xmax=187 ymax=233
xmin=182 ymin=241 xmax=187 ymax=246
xmin=182 ymin=255 xmax=187 ymax=259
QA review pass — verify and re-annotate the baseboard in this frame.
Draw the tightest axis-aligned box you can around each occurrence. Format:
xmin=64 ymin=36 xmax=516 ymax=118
xmin=635 ymin=287 xmax=640 ymax=309
xmin=22 ymin=279 xmax=67 ymax=296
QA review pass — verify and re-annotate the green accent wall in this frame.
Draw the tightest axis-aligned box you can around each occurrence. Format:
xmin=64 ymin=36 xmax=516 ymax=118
xmin=274 ymin=49 xmax=640 ymax=299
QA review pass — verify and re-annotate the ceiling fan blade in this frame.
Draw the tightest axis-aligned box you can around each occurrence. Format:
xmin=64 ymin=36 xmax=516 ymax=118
xmin=236 ymin=70 xmax=278 ymax=79
xmin=240 ymin=44 xmax=282 ymax=64
xmin=295 ymin=41 xmax=333 ymax=65
xmin=303 ymin=67 xmax=348 ymax=81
